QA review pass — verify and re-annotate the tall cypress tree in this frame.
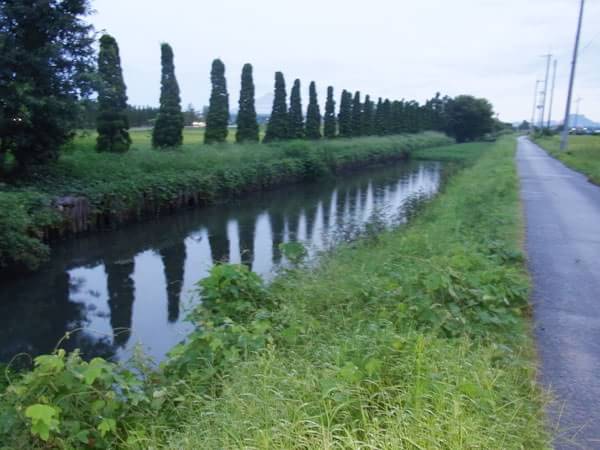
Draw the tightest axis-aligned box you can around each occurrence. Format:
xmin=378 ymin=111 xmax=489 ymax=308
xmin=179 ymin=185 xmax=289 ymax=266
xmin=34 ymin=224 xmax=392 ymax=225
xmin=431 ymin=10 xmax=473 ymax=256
xmin=305 ymin=81 xmax=321 ymax=139
xmin=96 ymin=34 xmax=130 ymax=153
xmin=397 ymin=100 xmax=408 ymax=133
xmin=390 ymin=100 xmax=401 ymax=134
xmin=338 ymin=90 xmax=352 ymax=138
xmin=152 ymin=43 xmax=184 ymax=148
xmin=288 ymin=79 xmax=304 ymax=139
xmin=374 ymin=97 xmax=385 ymax=135
xmin=382 ymin=99 xmax=392 ymax=135
xmin=323 ymin=86 xmax=336 ymax=138
xmin=361 ymin=95 xmax=374 ymax=136
xmin=350 ymin=91 xmax=362 ymax=136
xmin=236 ymin=63 xmax=259 ymax=142
xmin=406 ymin=100 xmax=419 ymax=133
xmin=204 ymin=59 xmax=229 ymax=144
xmin=263 ymin=72 xmax=288 ymax=142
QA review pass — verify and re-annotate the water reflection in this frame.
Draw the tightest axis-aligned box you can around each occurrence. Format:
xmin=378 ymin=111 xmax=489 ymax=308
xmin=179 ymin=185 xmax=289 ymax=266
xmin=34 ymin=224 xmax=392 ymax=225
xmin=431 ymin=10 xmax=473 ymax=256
xmin=0 ymin=161 xmax=442 ymax=363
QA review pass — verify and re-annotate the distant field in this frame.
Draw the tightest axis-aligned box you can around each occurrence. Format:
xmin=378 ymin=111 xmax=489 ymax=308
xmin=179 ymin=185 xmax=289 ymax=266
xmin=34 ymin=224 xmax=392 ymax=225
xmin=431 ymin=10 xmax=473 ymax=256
xmin=71 ymin=126 xmax=265 ymax=148
xmin=535 ymin=135 xmax=600 ymax=184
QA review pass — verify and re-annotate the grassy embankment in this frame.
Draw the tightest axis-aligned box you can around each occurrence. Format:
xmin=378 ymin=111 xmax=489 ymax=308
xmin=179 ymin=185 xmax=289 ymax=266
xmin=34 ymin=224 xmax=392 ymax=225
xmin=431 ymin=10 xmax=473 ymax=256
xmin=0 ymin=130 xmax=451 ymax=273
xmin=535 ymin=135 xmax=600 ymax=184
xmin=1 ymin=136 xmax=549 ymax=449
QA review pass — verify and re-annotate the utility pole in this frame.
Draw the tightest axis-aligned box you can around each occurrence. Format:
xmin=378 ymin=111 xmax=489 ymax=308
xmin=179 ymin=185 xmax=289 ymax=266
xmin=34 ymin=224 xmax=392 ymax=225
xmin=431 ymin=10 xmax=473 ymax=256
xmin=560 ymin=0 xmax=585 ymax=150
xmin=540 ymin=54 xmax=552 ymax=129
xmin=547 ymin=59 xmax=558 ymax=128
xmin=531 ymin=79 xmax=542 ymax=135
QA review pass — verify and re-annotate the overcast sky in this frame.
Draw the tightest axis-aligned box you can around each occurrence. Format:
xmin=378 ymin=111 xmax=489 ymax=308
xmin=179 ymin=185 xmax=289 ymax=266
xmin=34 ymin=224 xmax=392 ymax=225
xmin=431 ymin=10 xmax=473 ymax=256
xmin=90 ymin=0 xmax=600 ymax=123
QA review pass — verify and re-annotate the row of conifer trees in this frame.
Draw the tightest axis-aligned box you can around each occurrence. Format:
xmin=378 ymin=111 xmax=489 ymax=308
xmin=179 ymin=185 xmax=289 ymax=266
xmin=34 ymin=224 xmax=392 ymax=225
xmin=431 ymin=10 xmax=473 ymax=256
xmin=95 ymin=36 xmax=447 ymax=152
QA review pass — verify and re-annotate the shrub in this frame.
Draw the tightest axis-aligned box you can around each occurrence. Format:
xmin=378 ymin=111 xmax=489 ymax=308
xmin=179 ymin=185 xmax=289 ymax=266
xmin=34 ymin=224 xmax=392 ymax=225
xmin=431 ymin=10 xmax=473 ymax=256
xmin=0 ymin=349 xmax=148 ymax=448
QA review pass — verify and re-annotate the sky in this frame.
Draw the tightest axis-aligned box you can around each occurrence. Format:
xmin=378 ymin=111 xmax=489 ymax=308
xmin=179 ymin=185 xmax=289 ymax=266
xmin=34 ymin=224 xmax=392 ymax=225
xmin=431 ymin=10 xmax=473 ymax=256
xmin=90 ymin=0 xmax=600 ymax=123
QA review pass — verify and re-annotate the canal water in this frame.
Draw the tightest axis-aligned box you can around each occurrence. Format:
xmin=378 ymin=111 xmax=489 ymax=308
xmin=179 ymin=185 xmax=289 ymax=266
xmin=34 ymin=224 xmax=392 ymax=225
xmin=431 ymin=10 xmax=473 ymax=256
xmin=0 ymin=160 xmax=442 ymax=363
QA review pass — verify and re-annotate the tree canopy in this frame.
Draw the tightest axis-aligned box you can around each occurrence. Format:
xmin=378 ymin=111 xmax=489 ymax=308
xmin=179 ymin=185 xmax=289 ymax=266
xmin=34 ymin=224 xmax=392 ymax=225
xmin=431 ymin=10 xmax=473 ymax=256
xmin=305 ymin=81 xmax=321 ymax=140
xmin=445 ymin=95 xmax=494 ymax=142
xmin=338 ymin=90 xmax=353 ymax=138
xmin=236 ymin=63 xmax=259 ymax=143
xmin=152 ymin=43 xmax=184 ymax=148
xmin=205 ymin=59 xmax=229 ymax=144
xmin=263 ymin=72 xmax=289 ymax=143
xmin=96 ymin=34 xmax=130 ymax=153
xmin=351 ymin=92 xmax=362 ymax=137
xmin=0 ymin=0 xmax=95 ymax=170
xmin=288 ymin=79 xmax=304 ymax=139
xmin=323 ymin=86 xmax=336 ymax=139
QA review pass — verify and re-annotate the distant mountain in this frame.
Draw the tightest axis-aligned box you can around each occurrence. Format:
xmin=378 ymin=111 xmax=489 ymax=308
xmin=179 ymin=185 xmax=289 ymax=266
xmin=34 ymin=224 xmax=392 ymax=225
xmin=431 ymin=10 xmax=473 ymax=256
xmin=513 ymin=114 xmax=600 ymax=129
xmin=566 ymin=114 xmax=600 ymax=128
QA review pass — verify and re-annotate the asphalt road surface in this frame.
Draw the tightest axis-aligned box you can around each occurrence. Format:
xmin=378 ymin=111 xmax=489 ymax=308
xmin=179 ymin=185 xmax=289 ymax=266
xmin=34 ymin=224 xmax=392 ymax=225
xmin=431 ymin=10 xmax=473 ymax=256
xmin=517 ymin=137 xmax=600 ymax=449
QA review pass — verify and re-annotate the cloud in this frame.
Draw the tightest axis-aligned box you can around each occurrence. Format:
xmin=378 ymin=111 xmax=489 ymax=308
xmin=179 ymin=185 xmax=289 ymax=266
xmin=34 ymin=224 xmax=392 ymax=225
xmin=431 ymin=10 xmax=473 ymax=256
xmin=91 ymin=0 xmax=600 ymax=122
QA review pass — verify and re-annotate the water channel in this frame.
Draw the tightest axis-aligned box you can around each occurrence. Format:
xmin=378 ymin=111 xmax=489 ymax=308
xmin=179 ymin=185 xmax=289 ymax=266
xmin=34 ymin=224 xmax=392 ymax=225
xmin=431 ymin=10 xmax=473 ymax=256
xmin=0 ymin=160 xmax=442 ymax=363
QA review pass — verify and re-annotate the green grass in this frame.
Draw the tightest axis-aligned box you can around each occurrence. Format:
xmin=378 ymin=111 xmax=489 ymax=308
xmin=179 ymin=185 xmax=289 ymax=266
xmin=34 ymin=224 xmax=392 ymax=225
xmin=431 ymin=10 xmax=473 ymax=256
xmin=0 ymin=136 xmax=549 ymax=449
xmin=535 ymin=135 xmax=600 ymax=184
xmin=144 ymin=136 xmax=548 ymax=449
xmin=0 ymin=131 xmax=452 ymax=273
xmin=70 ymin=126 xmax=243 ymax=148
xmin=146 ymin=136 xmax=547 ymax=449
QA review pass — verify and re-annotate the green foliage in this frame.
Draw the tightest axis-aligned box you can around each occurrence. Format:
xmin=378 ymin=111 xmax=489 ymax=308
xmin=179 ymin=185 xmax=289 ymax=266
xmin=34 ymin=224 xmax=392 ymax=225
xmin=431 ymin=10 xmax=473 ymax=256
xmin=235 ymin=63 xmax=259 ymax=143
xmin=142 ymin=137 xmax=548 ymax=448
xmin=338 ymin=90 xmax=353 ymax=138
xmin=0 ymin=349 xmax=148 ymax=448
xmin=152 ymin=43 xmax=184 ymax=148
xmin=1 ymin=131 xmax=452 ymax=273
xmin=350 ymin=91 xmax=362 ymax=136
xmin=362 ymin=95 xmax=375 ymax=136
xmin=1 ymin=137 xmax=549 ymax=449
xmin=374 ymin=97 xmax=384 ymax=135
xmin=323 ymin=86 xmax=336 ymax=138
xmin=445 ymin=95 xmax=494 ymax=142
xmin=382 ymin=98 xmax=392 ymax=134
xmin=0 ymin=191 xmax=53 ymax=271
xmin=263 ymin=72 xmax=289 ymax=143
xmin=198 ymin=263 xmax=270 ymax=323
xmin=279 ymin=241 xmax=307 ymax=266
xmin=204 ymin=59 xmax=229 ymax=144
xmin=96 ymin=34 xmax=131 ymax=153
xmin=0 ymin=0 xmax=95 ymax=169
xmin=305 ymin=81 xmax=321 ymax=140
xmin=167 ymin=264 xmax=273 ymax=379
xmin=288 ymin=79 xmax=305 ymax=139
xmin=518 ymin=120 xmax=531 ymax=131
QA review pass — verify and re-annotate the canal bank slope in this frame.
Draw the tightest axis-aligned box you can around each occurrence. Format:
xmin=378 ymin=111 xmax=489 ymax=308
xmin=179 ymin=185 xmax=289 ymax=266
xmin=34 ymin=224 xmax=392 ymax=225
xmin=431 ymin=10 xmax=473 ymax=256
xmin=1 ymin=137 xmax=550 ymax=448
xmin=0 ymin=133 xmax=451 ymax=276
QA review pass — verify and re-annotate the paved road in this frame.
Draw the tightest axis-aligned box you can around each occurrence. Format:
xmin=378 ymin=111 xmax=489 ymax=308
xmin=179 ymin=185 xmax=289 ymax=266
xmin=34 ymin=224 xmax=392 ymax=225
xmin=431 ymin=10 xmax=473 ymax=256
xmin=517 ymin=137 xmax=600 ymax=449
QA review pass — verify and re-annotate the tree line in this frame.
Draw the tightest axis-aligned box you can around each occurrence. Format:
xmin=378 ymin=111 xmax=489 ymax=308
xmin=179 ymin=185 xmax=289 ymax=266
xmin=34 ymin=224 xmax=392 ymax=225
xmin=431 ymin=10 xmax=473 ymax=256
xmin=96 ymin=37 xmax=493 ymax=151
xmin=0 ymin=1 xmax=495 ymax=172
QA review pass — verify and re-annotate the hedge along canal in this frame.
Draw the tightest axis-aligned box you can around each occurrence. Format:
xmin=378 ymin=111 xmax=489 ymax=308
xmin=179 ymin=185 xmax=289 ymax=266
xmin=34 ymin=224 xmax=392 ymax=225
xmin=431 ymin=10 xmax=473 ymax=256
xmin=0 ymin=132 xmax=452 ymax=275
xmin=0 ymin=158 xmax=444 ymax=363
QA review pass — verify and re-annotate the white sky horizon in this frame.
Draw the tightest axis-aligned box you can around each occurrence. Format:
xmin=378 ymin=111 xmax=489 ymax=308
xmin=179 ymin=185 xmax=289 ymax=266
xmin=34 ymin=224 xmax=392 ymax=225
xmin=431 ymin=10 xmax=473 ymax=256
xmin=90 ymin=0 xmax=600 ymax=124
